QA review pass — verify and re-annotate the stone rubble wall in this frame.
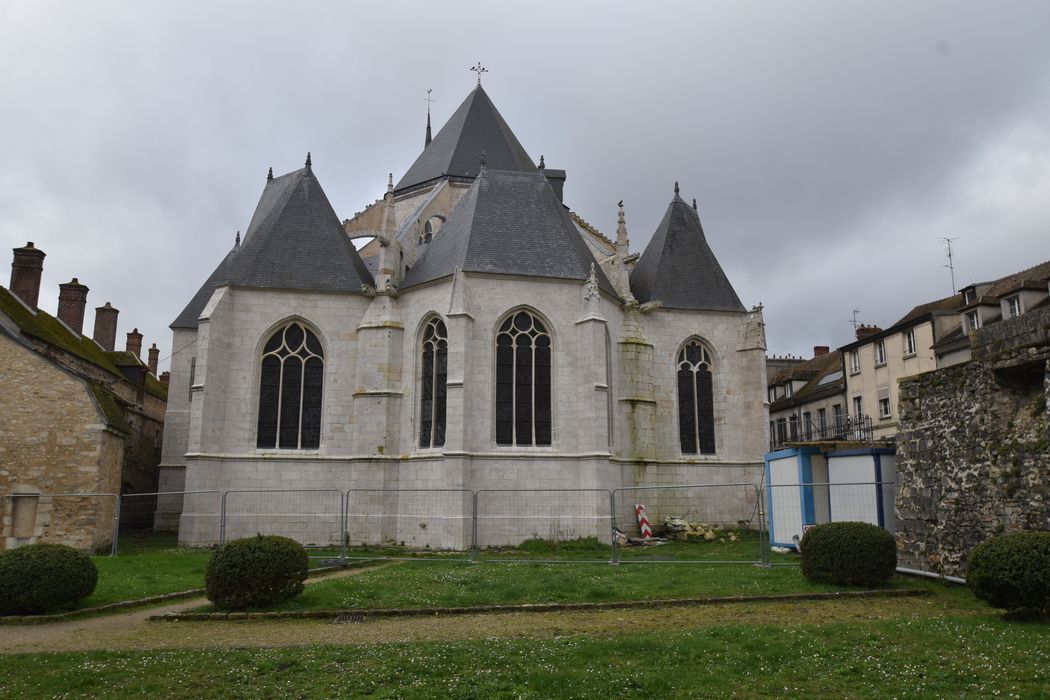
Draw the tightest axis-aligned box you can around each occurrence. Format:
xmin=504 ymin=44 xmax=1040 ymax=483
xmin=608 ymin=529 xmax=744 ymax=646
xmin=895 ymin=307 xmax=1050 ymax=576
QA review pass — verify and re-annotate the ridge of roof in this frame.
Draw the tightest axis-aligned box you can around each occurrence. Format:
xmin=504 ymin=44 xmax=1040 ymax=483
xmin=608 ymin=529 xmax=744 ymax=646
xmin=892 ymin=292 xmax=965 ymax=326
xmin=394 ymin=85 xmax=536 ymax=193
xmin=769 ymin=350 xmax=841 ymax=386
xmin=402 ymin=169 xmax=616 ymax=295
xmin=220 ymin=165 xmax=374 ymax=294
xmin=629 ymin=194 xmax=744 ymax=312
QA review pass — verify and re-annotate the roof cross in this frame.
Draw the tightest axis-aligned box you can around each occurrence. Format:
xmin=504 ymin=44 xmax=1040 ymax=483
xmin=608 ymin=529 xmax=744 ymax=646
xmin=423 ymin=88 xmax=436 ymax=112
xmin=471 ymin=61 xmax=488 ymax=86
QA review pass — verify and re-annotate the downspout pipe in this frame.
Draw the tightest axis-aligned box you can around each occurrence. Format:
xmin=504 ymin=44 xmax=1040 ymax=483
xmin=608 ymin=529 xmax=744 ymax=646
xmin=896 ymin=566 xmax=966 ymax=586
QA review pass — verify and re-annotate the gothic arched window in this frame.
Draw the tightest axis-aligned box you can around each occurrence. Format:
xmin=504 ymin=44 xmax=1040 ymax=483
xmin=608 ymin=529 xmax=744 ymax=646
xmin=419 ymin=317 xmax=448 ymax=448
xmin=496 ymin=310 xmax=552 ymax=446
xmin=257 ymin=322 xmax=324 ymax=449
xmin=677 ymin=340 xmax=715 ymax=455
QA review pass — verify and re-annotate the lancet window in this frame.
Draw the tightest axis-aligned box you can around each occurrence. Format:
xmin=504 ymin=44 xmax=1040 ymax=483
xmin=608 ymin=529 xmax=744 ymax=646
xmin=256 ymin=322 xmax=324 ymax=449
xmin=677 ymin=339 xmax=715 ymax=455
xmin=496 ymin=311 xmax=552 ymax=446
xmin=419 ymin=317 xmax=448 ymax=448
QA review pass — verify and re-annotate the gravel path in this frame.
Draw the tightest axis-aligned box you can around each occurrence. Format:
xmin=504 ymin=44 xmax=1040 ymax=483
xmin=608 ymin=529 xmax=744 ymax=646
xmin=0 ymin=583 xmax=954 ymax=656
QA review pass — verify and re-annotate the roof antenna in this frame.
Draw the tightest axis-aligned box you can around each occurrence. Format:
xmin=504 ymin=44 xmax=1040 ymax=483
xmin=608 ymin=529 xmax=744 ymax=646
xmin=471 ymin=61 xmax=488 ymax=86
xmin=305 ymin=152 xmax=312 ymax=168
xmin=849 ymin=309 xmax=862 ymax=331
xmin=674 ymin=181 xmax=680 ymax=196
xmin=267 ymin=167 xmax=273 ymax=181
xmin=538 ymin=154 xmax=545 ymax=171
xmin=234 ymin=230 xmax=241 ymax=248
xmin=937 ymin=237 xmax=959 ymax=293
xmin=423 ymin=89 xmax=435 ymax=148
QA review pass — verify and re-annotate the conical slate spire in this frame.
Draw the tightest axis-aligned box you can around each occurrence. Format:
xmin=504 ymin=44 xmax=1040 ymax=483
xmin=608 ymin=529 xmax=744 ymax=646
xmin=395 ymin=85 xmax=536 ymax=193
xmin=403 ymin=169 xmax=616 ymax=296
xmin=629 ymin=190 xmax=744 ymax=312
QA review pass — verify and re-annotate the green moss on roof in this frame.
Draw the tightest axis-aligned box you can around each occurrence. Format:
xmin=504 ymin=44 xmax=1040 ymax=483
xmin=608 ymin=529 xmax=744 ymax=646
xmin=145 ymin=373 xmax=168 ymax=400
xmin=89 ymin=383 xmax=129 ymax=434
xmin=0 ymin=287 xmax=124 ymax=378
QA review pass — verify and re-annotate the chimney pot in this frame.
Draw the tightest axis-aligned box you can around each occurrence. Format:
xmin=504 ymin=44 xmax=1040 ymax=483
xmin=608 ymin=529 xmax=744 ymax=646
xmin=126 ymin=327 xmax=143 ymax=358
xmin=10 ymin=242 xmax=46 ymax=309
xmin=92 ymin=302 xmax=119 ymax=351
xmin=57 ymin=278 xmax=90 ymax=334
xmin=147 ymin=342 xmax=160 ymax=376
xmin=160 ymin=371 xmax=170 ymax=386
xmin=855 ymin=325 xmax=883 ymax=341
xmin=813 ymin=345 xmax=830 ymax=357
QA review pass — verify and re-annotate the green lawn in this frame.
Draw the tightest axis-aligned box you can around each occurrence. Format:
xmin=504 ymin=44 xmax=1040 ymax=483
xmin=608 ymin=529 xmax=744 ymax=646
xmin=1 ymin=614 xmax=1046 ymax=698
xmin=83 ymin=550 xmax=211 ymax=608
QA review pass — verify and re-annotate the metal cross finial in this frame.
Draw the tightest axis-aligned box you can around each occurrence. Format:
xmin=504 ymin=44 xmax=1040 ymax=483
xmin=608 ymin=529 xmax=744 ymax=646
xmin=423 ymin=89 xmax=435 ymax=113
xmin=471 ymin=61 xmax=488 ymax=86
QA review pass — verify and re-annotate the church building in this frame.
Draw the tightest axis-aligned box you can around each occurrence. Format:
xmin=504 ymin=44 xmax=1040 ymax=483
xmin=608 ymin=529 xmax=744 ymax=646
xmin=160 ymin=80 xmax=769 ymax=548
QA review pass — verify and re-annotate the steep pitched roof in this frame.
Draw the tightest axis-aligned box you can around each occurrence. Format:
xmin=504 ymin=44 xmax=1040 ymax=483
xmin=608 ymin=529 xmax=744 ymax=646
xmin=221 ymin=164 xmax=374 ymax=293
xmin=892 ymin=292 xmax=964 ymax=326
xmin=395 ymin=85 xmax=536 ymax=194
xmin=629 ymin=194 xmax=745 ymax=312
xmin=402 ymin=169 xmax=616 ymax=295
xmin=170 ymin=243 xmax=238 ymax=329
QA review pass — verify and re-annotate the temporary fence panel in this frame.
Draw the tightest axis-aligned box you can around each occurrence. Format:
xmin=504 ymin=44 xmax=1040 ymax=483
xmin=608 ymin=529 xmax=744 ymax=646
xmin=2 ymin=493 xmax=118 ymax=555
xmin=613 ymin=484 xmax=766 ymax=563
xmin=118 ymin=490 xmax=222 ymax=551
xmin=221 ymin=489 xmax=344 ymax=550
xmin=344 ymin=488 xmax=474 ymax=558
xmin=475 ymin=489 xmax=612 ymax=559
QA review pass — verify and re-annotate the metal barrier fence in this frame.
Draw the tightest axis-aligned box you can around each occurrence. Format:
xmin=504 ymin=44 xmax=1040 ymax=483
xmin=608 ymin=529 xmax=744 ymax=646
xmin=3 ymin=482 xmax=896 ymax=564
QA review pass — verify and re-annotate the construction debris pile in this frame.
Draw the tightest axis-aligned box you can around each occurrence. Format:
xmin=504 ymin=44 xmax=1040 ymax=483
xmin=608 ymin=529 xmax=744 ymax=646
xmin=660 ymin=516 xmax=739 ymax=543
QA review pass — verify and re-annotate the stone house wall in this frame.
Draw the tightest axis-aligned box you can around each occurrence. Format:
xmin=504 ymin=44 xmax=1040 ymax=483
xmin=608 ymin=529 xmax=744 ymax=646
xmin=895 ymin=306 xmax=1050 ymax=576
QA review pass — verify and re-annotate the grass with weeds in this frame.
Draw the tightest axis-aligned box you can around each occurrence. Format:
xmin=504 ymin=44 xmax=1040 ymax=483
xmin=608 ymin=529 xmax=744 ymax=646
xmin=1 ymin=613 xmax=1046 ymax=698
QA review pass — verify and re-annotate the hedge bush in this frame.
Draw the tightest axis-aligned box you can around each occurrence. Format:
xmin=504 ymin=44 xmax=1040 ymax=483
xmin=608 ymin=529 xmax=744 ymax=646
xmin=0 ymin=543 xmax=98 ymax=615
xmin=205 ymin=535 xmax=308 ymax=611
xmin=800 ymin=521 xmax=897 ymax=587
xmin=967 ymin=531 xmax=1050 ymax=621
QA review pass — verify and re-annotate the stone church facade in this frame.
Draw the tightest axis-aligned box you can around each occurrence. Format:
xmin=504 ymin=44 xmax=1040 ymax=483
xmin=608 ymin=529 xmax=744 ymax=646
xmin=161 ymin=84 xmax=768 ymax=548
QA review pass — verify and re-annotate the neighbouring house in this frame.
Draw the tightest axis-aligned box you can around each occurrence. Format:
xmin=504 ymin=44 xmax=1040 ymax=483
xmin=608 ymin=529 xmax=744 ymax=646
xmin=161 ymin=81 xmax=770 ymax=549
xmin=767 ymin=346 xmax=851 ymax=451
xmin=0 ymin=243 xmax=167 ymax=551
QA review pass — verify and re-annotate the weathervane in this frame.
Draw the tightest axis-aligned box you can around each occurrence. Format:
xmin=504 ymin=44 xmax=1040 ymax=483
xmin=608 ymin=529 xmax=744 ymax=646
xmin=471 ymin=61 xmax=488 ymax=86
xmin=423 ymin=88 xmax=435 ymax=113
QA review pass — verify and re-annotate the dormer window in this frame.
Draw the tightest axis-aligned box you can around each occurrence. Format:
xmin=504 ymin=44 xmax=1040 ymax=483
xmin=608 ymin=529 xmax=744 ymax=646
xmin=418 ymin=215 xmax=445 ymax=246
xmin=963 ymin=289 xmax=975 ymax=304
xmin=1006 ymin=296 xmax=1022 ymax=319
xmin=967 ymin=310 xmax=980 ymax=332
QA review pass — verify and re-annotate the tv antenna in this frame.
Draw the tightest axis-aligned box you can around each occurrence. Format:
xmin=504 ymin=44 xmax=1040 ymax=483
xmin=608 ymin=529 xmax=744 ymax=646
xmin=848 ymin=309 xmax=862 ymax=330
xmin=937 ymin=237 xmax=959 ymax=293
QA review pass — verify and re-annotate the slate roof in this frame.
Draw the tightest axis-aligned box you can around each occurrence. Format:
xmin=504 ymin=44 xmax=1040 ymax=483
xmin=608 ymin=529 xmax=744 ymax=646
xmin=402 ymin=169 xmax=616 ymax=295
xmin=768 ymin=350 xmax=844 ymax=413
xmin=892 ymin=292 xmax=964 ymax=327
xmin=395 ymin=85 xmax=536 ymax=194
xmin=170 ymin=243 xmax=238 ymax=329
xmin=629 ymin=194 xmax=745 ymax=312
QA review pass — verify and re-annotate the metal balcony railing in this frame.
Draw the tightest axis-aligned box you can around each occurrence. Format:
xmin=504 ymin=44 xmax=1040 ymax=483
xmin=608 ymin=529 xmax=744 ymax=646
xmin=769 ymin=414 xmax=873 ymax=451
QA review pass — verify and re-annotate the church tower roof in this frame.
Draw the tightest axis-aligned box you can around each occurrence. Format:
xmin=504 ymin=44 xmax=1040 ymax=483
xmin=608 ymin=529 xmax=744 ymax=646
xmin=402 ymin=168 xmax=615 ymax=295
xmin=170 ymin=237 xmax=239 ymax=329
xmin=629 ymin=189 xmax=745 ymax=312
xmin=395 ymin=85 xmax=537 ymax=194
xmin=221 ymin=159 xmax=374 ymax=293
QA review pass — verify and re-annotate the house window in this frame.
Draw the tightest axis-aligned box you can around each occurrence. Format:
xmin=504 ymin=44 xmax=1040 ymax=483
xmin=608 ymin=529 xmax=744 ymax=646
xmin=879 ymin=397 xmax=891 ymax=418
xmin=776 ymin=418 xmax=787 ymax=445
xmin=257 ymin=322 xmax=324 ymax=449
xmin=789 ymin=414 xmax=799 ymax=441
xmin=802 ymin=411 xmax=812 ymax=439
xmin=849 ymin=350 xmax=860 ymax=374
xmin=785 ymin=383 xmax=793 ymax=397
xmin=817 ymin=408 xmax=827 ymax=435
xmin=852 ymin=396 xmax=863 ymax=418
xmin=419 ymin=317 xmax=448 ymax=448
xmin=1007 ymin=296 xmax=1022 ymax=318
xmin=967 ymin=310 xmax=980 ymax=332
xmin=833 ymin=404 xmax=844 ymax=430
xmin=496 ymin=311 xmax=552 ymax=446
xmin=903 ymin=329 xmax=916 ymax=356
xmin=874 ymin=340 xmax=886 ymax=366
xmin=677 ymin=340 xmax=716 ymax=455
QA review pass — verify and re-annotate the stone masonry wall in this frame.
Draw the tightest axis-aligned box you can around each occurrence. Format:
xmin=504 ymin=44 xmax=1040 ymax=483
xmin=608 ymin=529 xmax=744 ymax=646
xmin=896 ymin=307 xmax=1050 ymax=576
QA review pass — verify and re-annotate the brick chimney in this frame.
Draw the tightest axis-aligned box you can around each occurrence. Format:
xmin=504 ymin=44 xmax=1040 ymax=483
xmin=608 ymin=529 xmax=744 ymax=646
xmin=92 ymin=302 xmax=119 ymax=351
xmin=147 ymin=343 xmax=160 ymax=375
xmin=813 ymin=345 xmax=830 ymax=357
xmin=57 ymin=278 xmax=90 ymax=334
xmin=126 ymin=327 xmax=143 ymax=358
xmin=160 ymin=371 xmax=170 ymax=386
xmin=9 ymin=242 xmax=46 ymax=309
xmin=855 ymin=325 xmax=882 ymax=341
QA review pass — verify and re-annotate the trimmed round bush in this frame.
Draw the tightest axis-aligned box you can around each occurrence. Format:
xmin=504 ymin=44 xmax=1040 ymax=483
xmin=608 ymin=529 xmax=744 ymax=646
xmin=967 ymin=531 xmax=1050 ymax=621
xmin=800 ymin=521 xmax=897 ymax=587
xmin=205 ymin=535 xmax=308 ymax=611
xmin=0 ymin=543 xmax=98 ymax=615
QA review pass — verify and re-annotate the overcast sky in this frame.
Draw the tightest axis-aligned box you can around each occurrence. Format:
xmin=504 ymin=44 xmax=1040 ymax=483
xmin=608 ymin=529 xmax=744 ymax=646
xmin=2 ymin=1 xmax=1049 ymax=372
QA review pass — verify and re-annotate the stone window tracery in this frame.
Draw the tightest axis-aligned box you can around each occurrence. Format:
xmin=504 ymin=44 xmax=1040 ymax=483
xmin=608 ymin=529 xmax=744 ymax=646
xmin=419 ymin=317 xmax=448 ymax=448
xmin=496 ymin=311 xmax=552 ymax=446
xmin=256 ymin=322 xmax=324 ymax=449
xmin=677 ymin=339 xmax=715 ymax=455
